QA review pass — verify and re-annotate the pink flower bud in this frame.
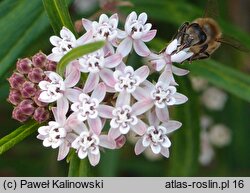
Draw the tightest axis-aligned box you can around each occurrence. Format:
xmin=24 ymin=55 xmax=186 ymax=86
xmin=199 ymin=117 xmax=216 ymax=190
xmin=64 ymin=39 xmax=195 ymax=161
xmin=8 ymin=72 xmax=25 ymax=88
xmin=33 ymin=90 xmax=47 ymax=107
xmin=16 ymin=58 xmax=32 ymax=74
xmin=8 ymin=89 xmax=22 ymax=105
xmin=45 ymin=60 xmax=57 ymax=71
xmin=115 ymin=135 xmax=126 ymax=149
xmin=18 ymin=99 xmax=35 ymax=116
xmin=20 ymin=81 xmax=37 ymax=98
xmin=27 ymin=67 xmax=45 ymax=83
xmin=12 ymin=107 xmax=29 ymax=122
xmin=33 ymin=107 xmax=50 ymax=123
xmin=32 ymin=51 xmax=47 ymax=68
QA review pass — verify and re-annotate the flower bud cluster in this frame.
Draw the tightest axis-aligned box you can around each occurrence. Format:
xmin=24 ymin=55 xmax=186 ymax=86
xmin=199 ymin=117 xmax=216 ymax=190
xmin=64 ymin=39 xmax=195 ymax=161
xmin=8 ymin=52 xmax=57 ymax=122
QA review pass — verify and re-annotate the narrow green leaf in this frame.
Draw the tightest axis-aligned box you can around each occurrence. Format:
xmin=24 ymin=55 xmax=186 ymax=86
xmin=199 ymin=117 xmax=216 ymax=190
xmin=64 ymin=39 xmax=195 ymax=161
xmin=42 ymin=0 xmax=77 ymax=37
xmin=168 ymin=77 xmax=200 ymax=176
xmin=0 ymin=0 xmax=49 ymax=81
xmin=0 ymin=120 xmax=40 ymax=155
xmin=68 ymin=153 xmax=89 ymax=176
xmin=184 ymin=60 xmax=250 ymax=103
xmin=57 ymin=41 xmax=105 ymax=76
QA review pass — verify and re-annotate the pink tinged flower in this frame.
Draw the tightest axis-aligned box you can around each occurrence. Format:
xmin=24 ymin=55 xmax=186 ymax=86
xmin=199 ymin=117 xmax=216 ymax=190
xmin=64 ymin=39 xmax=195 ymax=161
xmin=108 ymin=91 xmax=148 ymax=139
xmin=70 ymin=83 xmax=107 ymax=135
xmin=47 ymin=27 xmax=77 ymax=62
xmin=38 ymin=64 xmax=80 ymax=103
xmin=134 ymin=120 xmax=182 ymax=157
xmin=78 ymin=49 xmax=122 ymax=92
xmin=117 ymin=12 xmax=156 ymax=57
xmin=16 ymin=58 xmax=32 ymax=74
xmin=71 ymin=125 xmax=115 ymax=166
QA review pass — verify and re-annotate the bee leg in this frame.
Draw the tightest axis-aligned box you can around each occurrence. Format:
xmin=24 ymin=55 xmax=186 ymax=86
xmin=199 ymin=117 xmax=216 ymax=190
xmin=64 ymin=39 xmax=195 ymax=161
xmin=174 ymin=22 xmax=189 ymax=41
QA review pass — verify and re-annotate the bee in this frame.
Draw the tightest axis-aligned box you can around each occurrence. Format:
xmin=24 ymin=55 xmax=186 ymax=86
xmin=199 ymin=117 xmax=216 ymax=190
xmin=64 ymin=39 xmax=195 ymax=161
xmin=174 ymin=0 xmax=248 ymax=61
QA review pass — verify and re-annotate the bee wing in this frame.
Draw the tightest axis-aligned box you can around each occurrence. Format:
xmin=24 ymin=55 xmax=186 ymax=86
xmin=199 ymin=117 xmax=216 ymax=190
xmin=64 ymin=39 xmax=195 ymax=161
xmin=218 ymin=36 xmax=250 ymax=52
xmin=203 ymin=0 xmax=219 ymax=19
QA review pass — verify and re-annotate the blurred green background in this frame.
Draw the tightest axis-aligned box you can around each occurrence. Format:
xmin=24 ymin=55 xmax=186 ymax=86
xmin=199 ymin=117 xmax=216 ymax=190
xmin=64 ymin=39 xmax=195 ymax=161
xmin=0 ymin=0 xmax=249 ymax=176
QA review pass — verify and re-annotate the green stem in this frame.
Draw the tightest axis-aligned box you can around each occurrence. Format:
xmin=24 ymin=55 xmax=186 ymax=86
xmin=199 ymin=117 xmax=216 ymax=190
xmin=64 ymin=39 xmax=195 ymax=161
xmin=68 ymin=152 xmax=88 ymax=176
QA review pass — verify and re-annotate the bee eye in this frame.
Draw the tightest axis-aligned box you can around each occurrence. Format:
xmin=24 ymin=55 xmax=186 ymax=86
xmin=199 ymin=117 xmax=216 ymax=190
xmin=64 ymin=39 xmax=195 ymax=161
xmin=199 ymin=33 xmax=207 ymax=43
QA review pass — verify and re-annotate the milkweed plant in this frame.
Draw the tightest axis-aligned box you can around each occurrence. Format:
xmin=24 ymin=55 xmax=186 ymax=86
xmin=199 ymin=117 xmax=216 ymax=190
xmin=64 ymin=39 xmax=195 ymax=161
xmin=7 ymin=11 xmax=193 ymax=166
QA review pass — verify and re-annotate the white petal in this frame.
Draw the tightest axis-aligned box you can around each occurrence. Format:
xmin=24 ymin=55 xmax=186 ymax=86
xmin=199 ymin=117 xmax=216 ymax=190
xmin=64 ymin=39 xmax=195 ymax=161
xmin=104 ymin=53 xmax=122 ymax=68
xmin=78 ymin=148 xmax=88 ymax=159
xmin=64 ymin=65 xmax=80 ymax=88
xmin=171 ymin=51 xmax=193 ymax=63
xmin=108 ymin=127 xmax=121 ymax=139
xmin=47 ymin=53 xmax=62 ymax=62
xmin=56 ymin=97 xmax=68 ymax=124
xmin=172 ymin=65 xmax=189 ymax=76
xmin=141 ymin=30 xmax=157 ymax=42
xmin=134 ymin=138 xmax=147 ymax=155
xmin=50 ymin=36 xmax=61 ymax=46
xmin=138 ymin=12 xmax=147 ymax=24
xmin=64 ymin=88 xmax=82 ymax=103
xmin=133 ymin=40 xmax=150 ymax=57
xmin=160 ymin=147 xmax=170 ymax=158
xmin=82 ymin=18 xmax=92 ymax=31
xmin=57 ymin=142 xmax=70 ymax=161
xmin=132 ymin=87 xmax=151 ymax=101
xmin=161 ymin=137 xmax=171 ymax=148
xmin=76 ymin=30 xmax=93 ymax=46
xmin=151 ymin=144 xmax=161 ymax=154
xmin=147 ymin=110 xmax=160 ymax=126
xmin=117 ymin=37 xmax=133 ymax=57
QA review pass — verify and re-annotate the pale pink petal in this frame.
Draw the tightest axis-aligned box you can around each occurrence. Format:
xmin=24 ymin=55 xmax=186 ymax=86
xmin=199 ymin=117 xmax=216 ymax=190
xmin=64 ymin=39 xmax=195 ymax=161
xmin=56 ymin=97 xmax=68 ymax=124
xmin=161 ymin=121 xmax=182 ymax=134
xmin=117 ymin=37 xmax=133 ymax=57
xmin=64 ymin=88 xmax=82 ymax=103
xmin=160 ymin=147 xmax=169 ymax=158
xmin=173 ymin=93 xmax=188 ymax=104
xmin=156 ymin=107 xmax=169 ymax=122
xmin=47 ymin=53 xmax=62 ymax=62
xmin=51 ymin=107 xmax=59 ymax=123
xmin=37 ymin=134 xmax=46 ymax=140
xmin=104 ymin=53 xmax=122 ymax=68
xmin=64 ymin=66 xmax=80 ymax=88
xmin=97 ymin=105 xmax=114 ymax=119
xmin=116 ymin=61 xmax=126 ymax=71
xmin=152 ymin=58 xmax=166 ymax=71
xmin=99 ymin=68 xmax=116 ymax=87
xmin=106 ymin=85 xmax=116 ymax=93
xmin=76 ymin=30 xmax=93 ymax=46
xmin=88 ymin=153 xmax=100 ymax=166
xmin=99 ymin=14 xmax=109 ymax=23
xmin=158 ymin=69 xmax=172 ymax=85
xmin=132 ymin=100 xmax=153 ymax=116
xmin=143 ymin=23 xmax=152 ymax=33
xmin=88 ymin=117 xmax=102 ymax=135
xmin=135 ymin=138 xmax=147 ymax=155
xmin=147 ymin=110 xmax=160 ymax=126
xmin=134 ymin=65 xmax=149 ymax=83
xmin=114 ymin=135 xmax=126 ymax=149
xmin=108 ymin=127 xmax=121 ymax=140
xmin=82 ymin=18 xmax=92 ymax=31
xmin=171 ymin=51 xmax=193 ymax=63
xmin=57 ymin=142 xmax=70 ymax=161
xmin=50 ymin=36 xmax=61 ymax=46
xmin=99 ymin=135 xmax=116 ymax=149
xmin=83 ymin=73 xmax=99 ymax=93
xmin=141 ymin=80 xmax=154 ymax=91
xmin=91 ymin=82 xmax=106 ymax=102
xmin=117 ymin=29 xmax=127 ymax=39
xmin=133 ymin=40 xmax=150 ymax=57
xmin=166 ymin=39 xmax=178 ymax=55
xmin=141 ymin=30 xmax=157 ymax=42
xmin=132 ymin=87 xmax=151 ymax=101
xmin=172 ymin=66 xmax=189 ymax=76
xmin=131 ymin=119 xmax=147 ymax=135
xmin=116 ymin=91 xmax=131 ymax=107
xmin=125 ymin=11 xmax=137 ymax=32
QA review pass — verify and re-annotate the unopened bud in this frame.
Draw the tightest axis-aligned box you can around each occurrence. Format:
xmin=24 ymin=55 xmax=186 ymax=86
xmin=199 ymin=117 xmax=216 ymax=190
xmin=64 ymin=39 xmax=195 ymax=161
xmin=32 ymin=51 xmax=47 ymax=68
xmin=8 ymin=72 xmax=25 ymax=88
xmin=20 ymin=81 xmax=37 ymax=98
xmin=33 ymin=107 xmax=50 ymax=123
xmin=33 ymin=90 xmax=47 ymax=107
xmin=16 ymin=58 xmax=32 ymax=74
xmin=18 ymin=99 xmax=35 ymax=116
xmin=28 ymin=67 xmax=45 ymax=83
xmin=12 ymin=107 xmax=29 ymax=122
xmin=8 ymin=89 xmax=22 ymax=105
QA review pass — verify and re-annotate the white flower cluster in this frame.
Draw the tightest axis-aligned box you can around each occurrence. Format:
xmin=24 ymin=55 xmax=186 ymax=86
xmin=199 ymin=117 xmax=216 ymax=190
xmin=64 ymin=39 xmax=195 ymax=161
xmin=37 ymin=12 xmax=193 ymax=166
